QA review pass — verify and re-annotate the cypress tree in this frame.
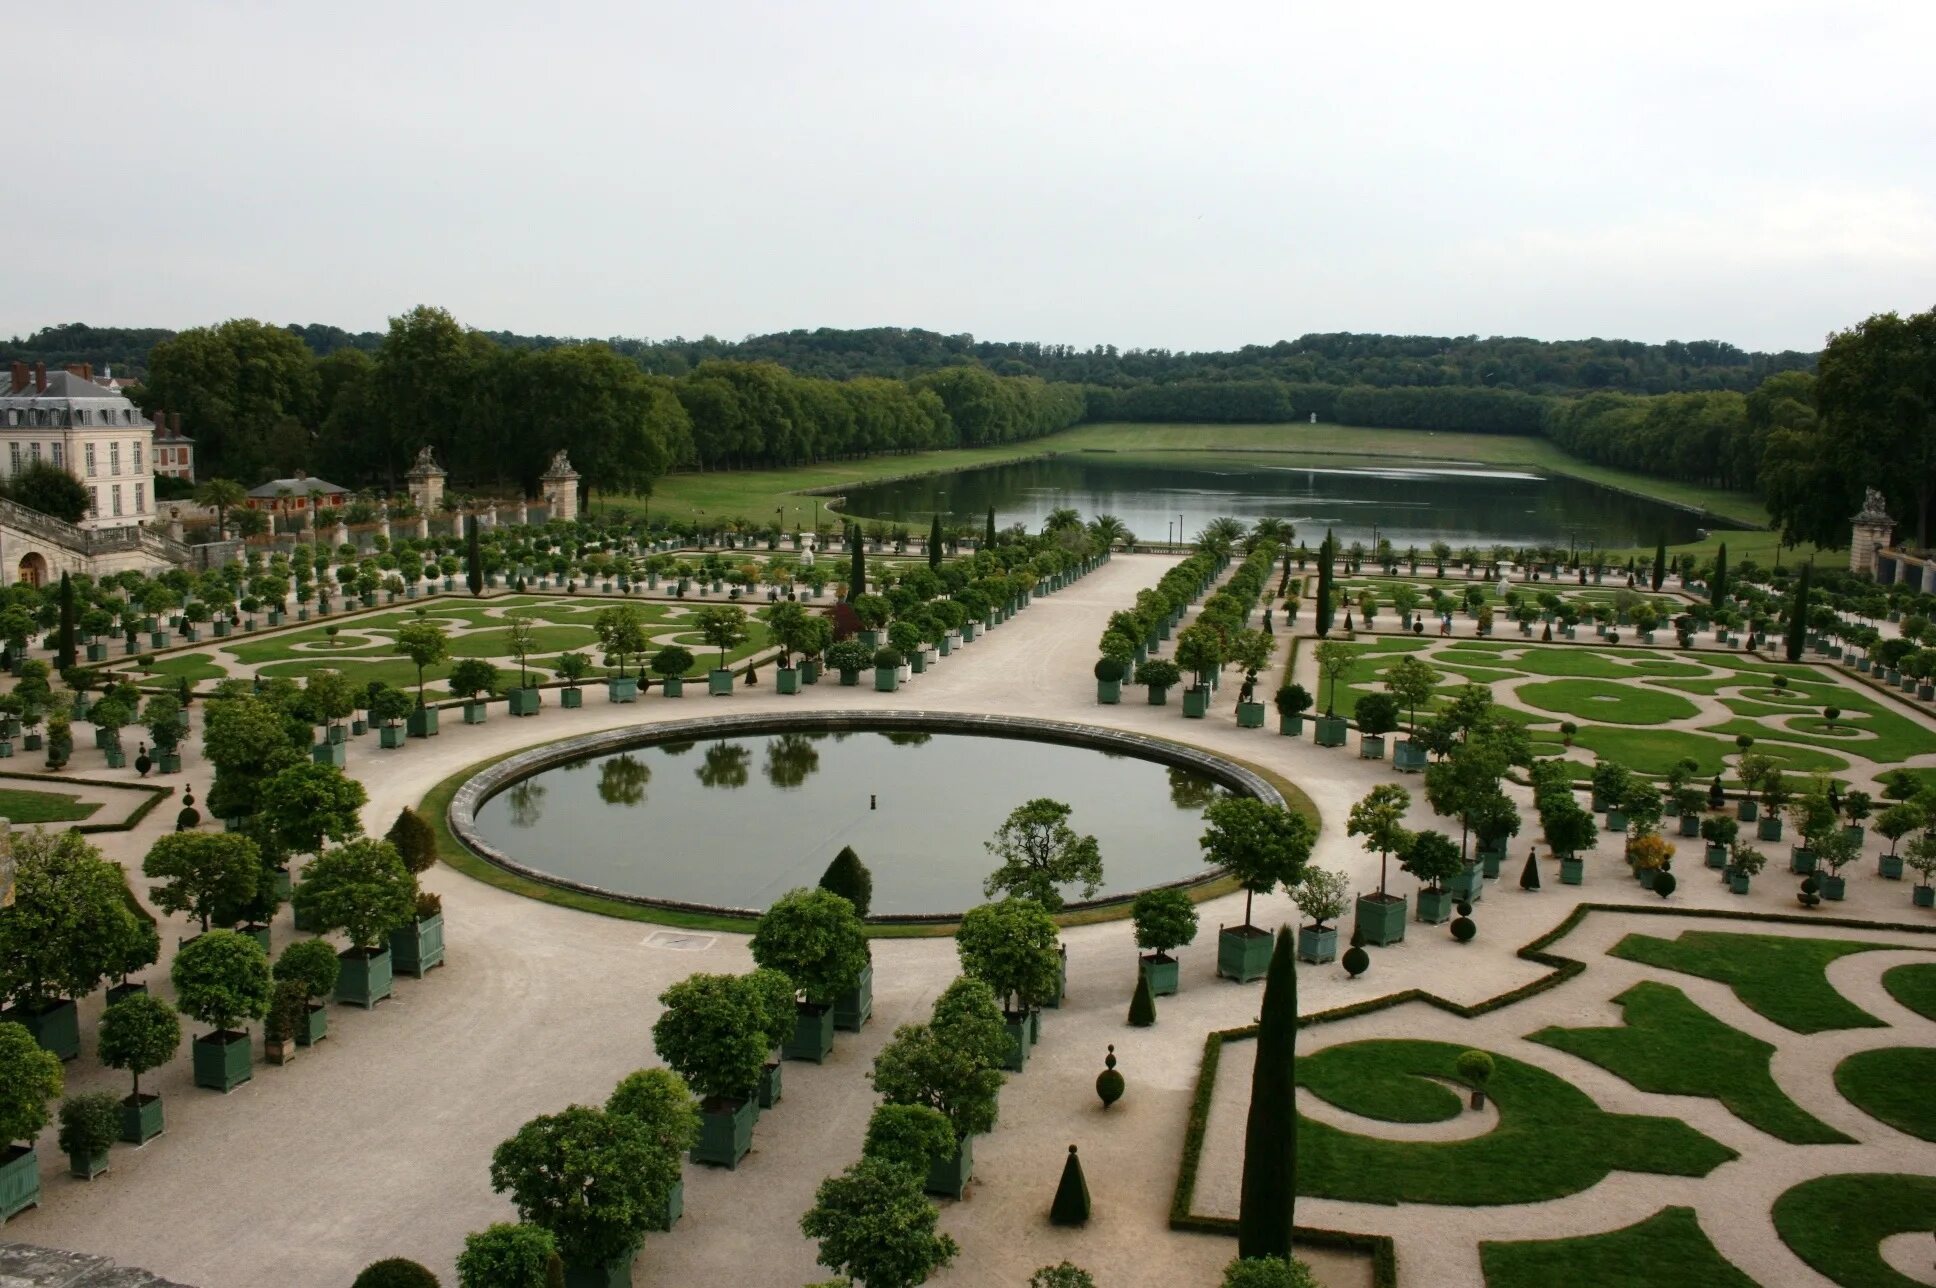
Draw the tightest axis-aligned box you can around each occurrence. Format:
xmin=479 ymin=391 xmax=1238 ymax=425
xmin=928 ymin=514 xmax=943 ymax=571
xmin=465 ymin=515 xmax=484 ymax=597
xmin=1238 ymin=927 xmax=1296 ymax=1261
xmin=848 ymin=523 xmax=865 ymax=600
xmin=55 ymin=572 xmax=76 ymax=670
xmin=985 ymin=506 xmax=996 ymax=547
xmin=1710 ymin=542 xmax=1728 ymax=607
xmin=1785 ymin=561 xmax=1811 ymax=662
xmin=1315 ymin=532 xmax=1335 ymax=637
xmin=818 ymin=845 xmax=874 ymax=918
xmin=1650 ymin=539 xmax=1666 ymax=591
xmin=1127 ymin=970 xmax=1156 ymax=1027
xmin=1049 ymin=1144 xmax=1091 ymax=1226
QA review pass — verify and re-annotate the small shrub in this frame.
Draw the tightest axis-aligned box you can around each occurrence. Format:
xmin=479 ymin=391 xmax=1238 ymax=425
xmin=1093 ymin=656 xmax=1126 ymax=682
xmin=274 ymin=937 xmax=343 ymax=1000
xmin=1342 ymin=944 xmax=1369 ymax=978
xmin=1095 ymin=1046 xmax=1124 ymax=1109
xmin=1127 ymin=970 xmax=1156 ymax=1027
xmin=457 ymin=1223 xmax=558 ymax=1288
xmin=56 ymin=1091 xmax=121 ymax=1158
xmin=860 ymin=1102 xmax=954 ymax=1175
xmin=817 ymin=845 xmax=873 ymax=919
xmin=1654 ymin=870 xmax=1678 ymax=898
xmin=350 ymin=1259 xmax=441 ymax=1288
xmin=1222 ymin=1255 xmax=1320 ymax=1288
xmin=1451 ymin=915 xmax=1476 ymax=942
xmin=1032 ymin=1262 xmax=1098 ymax=1288
xmin=1455 ymin=1050 xmax=1494 ymax=1087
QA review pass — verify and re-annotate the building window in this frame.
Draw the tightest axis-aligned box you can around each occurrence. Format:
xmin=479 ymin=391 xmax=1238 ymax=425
xmin=84 ymin=442 xmax=96 ymax=475
xmin=111 ymin=485 xmax=123 ymax=517
xmin=109 ymin=442 xmax=120 ymax=475
xmin=133 ymin=441 xmax=143 ymax=470
xmin=29 ymin=442 xmax=40 ymax=463
xmin=135 ymin=482 xmax=145 ymax=513
xmin=90 ymin=487 xmax=100 ymax=516
xmin=8 ymin=443 xmax=19 ymax=472
xmin=75 ymin=410 xmax=87 ymax=426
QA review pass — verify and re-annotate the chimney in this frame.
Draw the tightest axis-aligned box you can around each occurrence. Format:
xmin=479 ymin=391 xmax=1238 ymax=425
xmin=33 ymin=362 xmax=46 ymax=394
xmin=82 ymin=363 xmax=93 ymax=382
xmin=169 ymin=412 xmax=182 ymax=435
xmin=153 ymin=410 xmax=166 ymax=433
xmin=8 ymin=362 xmax=24 ymax=395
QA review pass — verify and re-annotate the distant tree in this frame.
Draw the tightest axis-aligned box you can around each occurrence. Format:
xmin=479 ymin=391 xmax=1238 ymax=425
xmin=4 ymin=462 xmax=91 ymax=523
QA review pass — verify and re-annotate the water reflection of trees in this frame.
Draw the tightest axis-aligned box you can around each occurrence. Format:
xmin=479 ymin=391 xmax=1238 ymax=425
xmin=598 ymin=754 xmax=651 ymax=806
xmin=764 ymin=734 xmax=821 ymax=790
xmin=881 ymin=731 xmax=932 ymax=747
xmin=697 ymin=741 xmax=751 ymax=789
xmin=506 ymin=780 xmax=547 ymax=827
xmin=658 ymin=740 xmax=697 ymax=756
xmin=1167 ymin=767 xmax=1221 ymax=810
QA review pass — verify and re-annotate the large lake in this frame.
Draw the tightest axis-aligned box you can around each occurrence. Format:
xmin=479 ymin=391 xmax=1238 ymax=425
xmin=470 ymin=729 xmax=1227 ymax=916
xmin=839 ymin=453 xmax=1730 ymax=550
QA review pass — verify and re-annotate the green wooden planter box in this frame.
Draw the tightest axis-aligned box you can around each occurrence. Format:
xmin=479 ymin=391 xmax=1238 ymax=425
xmin=1880 ymin=854 xmax=1905 ymax=880
xmin=462 ymin=702 xmax=489 ymax=725
xmin=1140 ymin=954 xmax=1180 ymax=997
xmin=1758 ymin=817 xmax=1783 ymax=842
xmin=1706 ymin=844 xmax=1729 ymax=869
xmin=1738 ymin=799 xmax=1759 ymax=821
xmin=406 ymin=705 xmax=439 ymax=738
xmin=508 ymin=688 xmax=542 ymax=716
xmin=158 ymin=750 xmax=180 ymax=772
xmin=1393 ymin=740 xmax=1429 ymax=771
xmin=390 ymin=913 xmax=445 ymax=978
xmin=1216 ymin=925 xmax=1273 ymax=982
xmin=335 ymin=946 xmax=394 ymax=1009
xmin=1678 ymin=815 xmax=1702 ymax=837
xmin=1096 ymin=678 xmax=1121 ymax=704
xmin=7 ymin=998 xmax=80 ymax=1061
xmin=559 ymin=687 xmax=583 ymax=708
xmin=783 ymin=1004 xmax=835 ymax=1063
xmin=68 ymin=1147 xmax=110 ymax=1180
xmin=1002 ymin=1014 xmax=1031 ymax=1072
xmin=757 ymin=1061 xmax=782 ymax=1111
xmin=1359 ymin=733 xmax=1386 ymax=760
xmin=1915 ymin=885 xmax=1935 ymax=908
xmin=833 ymin=961 xmax=873 ymax=1032
xmin=1149 ymin=685 xmax=1170 ymax=706
xmin=327 ymin=723 xmax=348 ymax=744
xmin=1182 ymin=686 xmax=1210 ymax=718
xmin=311 ymin=739 xmax=347 ymax=767
xmin=1314 ymin=716 xmax=1349 ymax=747
xmin=562 ymin=1246 xmax=638 ymax=1288
xmin=1354 ymin=893 xmax=1408 ymax=945
xmin=692 ymin=1096 xmax=756 ymax=1168
xmin=1416 ymin=887 xmax=1455 ymax=924
xmin=926 ymin=1135 xmax=974 ymax=1199
xmin=0 ymin=1147 xmax=40 ymax=1221
xmin=1277 ymin=712 xmax=1301 ymax=735
xmin=192 ymin=1031 xmax=253 ymax=1092
xmin=646 ymin=1177 xmax=683 ymax=1232
xmin=86 ymin=642 xmax=107 ymax=662
xmin=379 ymin=724 xmax=405 ymax=749
xmin=607 ymin=677 xmax=639 ymax=702
xmin=1731 ymin=872 xmax=1754 ymax=895
xmin=119 ymin=1094 xmax=164 ymax=1145
xmin=836 ymin=669 xmax=860 ymax=687
xmin=1820 ymin=874 xmax=1847 ymax=900
xmin=872 ymin=666 xmax=898 ymax=692
xmin=1447 ymin=865 xmax=1484 ymax=902
xmin=1297 ymin=925 xmax=1337 ymax=964
xmin=776 ymin=667 xmax=801 ymax=695
xmin=1560 ymin=855 xmax=1584 ymax=885
xmin=1605 ymin=809 xmax=1628 ymax=833
xmin=297 ymin=1003 xmax=328 ymax=1047
xmin=1236 ymin=701 xmax=1266 ymax=728
xmin=1790 ymin=847 xmax=1816 ymax=875
xmin=801 ymin=659 xmax=821 ymax=683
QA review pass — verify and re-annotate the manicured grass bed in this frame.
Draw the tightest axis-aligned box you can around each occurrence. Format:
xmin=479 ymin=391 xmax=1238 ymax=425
xmin=1479 ymin=1206 xmax=1754 ymax=1288
xmin=1833 ymin=1048 xmax=1936 ymax=1141
xmin=1517 ymin=679 xmax=1699 ymax=726
xmin=1609 ymin=931 xmax=1896 ymax=1033
xmin=1881 ymin=963 xmax=1936 ymax=1022
xmin=1773 ymin=1173 xmax=1936 ymax=1288
xmin=1293 ymin=1038 xmax=1734 ymax=1206
xmin=0 ymin=786 xmax=101 ymax=823
xmin=1527 ymin=981 xmax=1850 ymax=1143
xmin=133 ymin=652 xmax=230 ymax=689
xmin=1567 ymin=725 xmax=1848 ymax=777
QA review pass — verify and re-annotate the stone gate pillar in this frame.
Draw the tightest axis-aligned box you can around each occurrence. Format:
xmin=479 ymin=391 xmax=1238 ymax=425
xmin=541 ymin=451 xmax=581 ymax=524
xmin=1850 ymin=487 xmax=1895 ymax=577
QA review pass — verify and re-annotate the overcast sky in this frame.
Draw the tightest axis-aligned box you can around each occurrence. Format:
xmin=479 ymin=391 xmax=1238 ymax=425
xmin=10 ymin=1 xmax=1933 ymax=353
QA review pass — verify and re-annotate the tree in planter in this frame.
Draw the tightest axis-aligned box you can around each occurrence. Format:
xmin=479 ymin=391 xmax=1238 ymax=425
xmin=1130 ymin=887 xmax=1199 ymax=966
xmin=1877 ymin=802 xmax=1925 ymax=861
xmin=606 ymin=1066 xmax=703 ymax=1164
xmin=1203 ymin=795 xmax=1317 ymax=927
xmin=1237 ymin=928 xmax=1297 ymax=1262
xmin=457 ymin=1223 xmax=561 ymax=1288
xmin=1227 ymin=628 xmax=1276 ymax=706
xmin=1312 ymin=640 xmax=1361 ymax=717
xmin=448 ymin=658 xmax=501 ymax=712
xmin=595 ymin=605 xmax=650 ymax=679
xmin=800 ymin=1157 xmax=958 ymax=1288
xmin=825 ymin=639 xmax=873 ymax=682
xmin=954 ymin=898 xmax=1062 ymax=1016
xmin=505 ymin=613 xmax=538 ymax=691
xmin=142 ymin=831 xmax=261 ymax=933
xmin=1353 ymin=691 xmax=1399 ymax=745
xmin=96 ymin=992 xmax=178 ymax=1110
xmin=258 ymin=760 xmax=368 ymax=861
xmin=489 ymin=1106 xmax=672 ymax=1278
xmin=651 ymin=972 xmax=771 ymax=1104
xmin=171 ymin=928 xmax=271 ymax=1041
xmin=862 ymin=1102 xmax=956 ymax=1177
xmin=390 ymin=617 xmax=448 ymax=712
xmin=1589 ymin=761 xmax=1632 ymax=813
xmin=0 ymin=827 xmax=150 ymax=1035
xmin=982 ymin=798 xmax=1103 ymax=911
xmin=1400 ymin=830 xmax=1463 ymax=898
xmin=1173 ymin=623 xmax=1225 ymax=693
xmin=762 ymin=600 xmax=813 ymax=669
xmin=1273 ymin=682 xmax=1312 ymax=725
xmin=1346 ymin=783 xmax=1413 ymax=898
xmin=555 ymin=651 xmax=592 ymax=694
xmin=370 ymin=685 xmax=414 ymax=733
xmin=693 ymin=605 xmax=749 ymax=673
xmin=1137 ymin=657 xmax=1182 ymax=694
xmin=1384 ymin=655 xmax=1441 ymax=731
xmin=58 ymin=1091 xmax=121 ymax=1178
xmin=351 ymin=1259 xmax=440 ymax=1288
xmin=749 ymin=887 xmax=870 ymax=1009
xmin=0 ymin=1019 xmax=62 ymax=1177
xmin=291 ymin=838 xmax=417 ymax=954
xmin=301 ymin=668 xmax=357 ymax=743
xmin=1701 ymin=814 xmax=1740 ymax=858
xmin=870 ymin=985 xmax=1008 ymax=1148
xmin=1292 ymin=868 xmax=1350 ymax=935
xmin=1906 ymin=832 xmax=1936 ymax=896
xmin=819 ymin=845 xmax=873 ymax=918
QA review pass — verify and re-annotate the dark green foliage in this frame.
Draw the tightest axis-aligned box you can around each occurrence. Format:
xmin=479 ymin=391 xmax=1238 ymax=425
xmin=1315 ymin=533 xmax=1335 ymax=636
xmin=1651 ymin=539 xmax=1666 ymax=592
xmin=862 ymin=1102 xmax=955 ymax=1175
xmin=1784 ymin=562 xmax=1810 ymax=662
xmin=1608 ymin=931 xmax=1889 ymax=1033
xmin=985 ymin=506 xmax=996 ymax=547
xmin=1352 ymin=691 xmax=1399 ymax=737
xmin=1451 ymin=915 xmax=1476 ymax=942
xmin=848 ymin=523 xmax=865 ymax=598
xmin=1049 ymin=1144 xmax=1091 ymax=1226
xmin=652 ymin=972 xmax=770 ymax=1101
xmin=56 ymin=574 xmax=76 ymax=671
xmin=1481 ymin=1207 xmax=1755 ymax=1288
xmin=818 ymin=845 xmax=873 ymax=919
xmin=385 ymin=807 xmax=439 ymax=876
xmin=1093 ymin=655 xmax=1126 ymax=682
xmin=4 ymin=461 xmax=92 ymax=523
xmin=457 ymin=1223 xmax=558 ymax=1288
xmin=1130 ymin=886 xmax=1199 ymax=955
xmin=605 ymin=1067 xmax=703 ymax=1156
xmin=1095 ymin=1046 xmax=1124 ymax=1108
xmin=1238 ymin=927 xmax=1296 ymax=1260
xmin=169 ymin=928 xmax=271 ymax=1034
xmin=489 ymin=1106 xmax=674 ymax=1270
xmin=1221 ymin=1257 xmax=1320 ymax=1288
xmin=1342 ymin=944 xmax=1369 ymax=978
xmin=465 ymin=516 xmax=484 ymax=597
xmin=57 ymin=1090 xmax=121 ymax=1157
xmin=801 ymin=1156 xmax=959 ymax=1288
xmin=954 ymin=898 xmax=1062 ymax=1013
xmin=1710 ymin=543 xmax=1727 ymax=606
xmin=750 ymin=886 xmax=869 ymax=1005
xmin=1519 ymin=850 xmax=1541 ymax=890
xmin=292 ymin=838 xmax=417 ymax=950
xmin=350 ymin=1259 xmax=441 ymax=1288
xmin=928 ymin=514 xmax=943 ymax=570
xmin=97 ymin=993 xmax=180 ymax=1098
xmin=273 ymin=937 xmax=342 ymax=1000
xmin=1654 ymin=870 xmax=1677 ymax=898
xmin=1030 ymin=1264 xmax=1098 ymax=1288
xmin=1128 ymin=970 xmax=1156 ymax=1027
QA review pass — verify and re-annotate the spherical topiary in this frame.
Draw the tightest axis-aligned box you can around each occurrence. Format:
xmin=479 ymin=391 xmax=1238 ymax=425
xmin=351 ymin=1259 xmax=441 ymax=1288
xmin=1095 ymin=1046 xmax=1124 ymax=1109
xmin=1450 ymin=916 xmax=1477 ymax=943
xmin=1342 ymin=944 xmax=1370 ymax=978
xmin=1455 ymin=901 xmax=1473 ymax=918
xmin=1653 ymin=871 xmax=1677 ymax=898
xmin=1094 ymin=656 xmax=1127 ymax=683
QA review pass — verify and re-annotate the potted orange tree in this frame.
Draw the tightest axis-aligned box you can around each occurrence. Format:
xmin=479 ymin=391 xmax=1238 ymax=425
xmin=96 ymin=991 xmax=179 ymax=1143
xmin=1200 ymin=796 xmax=1314 ymax=981
xmin=652 ymin=972 xmax=770 ymax=1169
xmin=1131 ymin=887 xmax=1199 ymax=996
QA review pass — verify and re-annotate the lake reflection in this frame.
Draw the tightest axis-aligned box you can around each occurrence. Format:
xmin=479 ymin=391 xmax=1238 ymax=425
xmin=472 ymin=730 xmax=1230 ymax=914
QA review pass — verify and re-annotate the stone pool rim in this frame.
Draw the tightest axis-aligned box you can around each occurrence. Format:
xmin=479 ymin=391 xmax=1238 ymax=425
xmin=447 ymin=709 xmax=1284 ymax=924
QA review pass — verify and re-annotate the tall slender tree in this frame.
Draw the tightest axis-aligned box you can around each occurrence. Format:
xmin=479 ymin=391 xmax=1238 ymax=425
xmin=929 ymin=514 xmax=943 ymax=571
xmin=465 ymin=515 xmax=484 ymax=597
xmin=1650 ymin=539 xmax=1666 ymax=591
xmin=1238 ymin=926 xmax=1296 ymax=1260
xmin=1315 ymin=532 xmax=1336 ymax=637
xmin=847 ymin=522 xmax=865 ymax=599
xmin=985 ymin=506 xmax=997 ymax=547
xmin=1710 ymin=542 xmax=1728 ymax=607
xmin=55 ymin=573 xmax=76 ymax=670
xmin=1785 ymin=561 xmax=1811 ymax=662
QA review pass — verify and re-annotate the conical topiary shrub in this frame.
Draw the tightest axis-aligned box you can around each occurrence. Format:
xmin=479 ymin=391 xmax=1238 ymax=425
xmin=818 ymin=845 xmax=874 ymax=918
xmin=1096 ymin=1046 xmax=1124 ymax=1109
xmin=1050 ymin=1144 xmax=1091 ymax=1226
xmin=1127 ymin=970 xmax=1156 ymax=1027
xmin=1519 ymin=848 xmax=1541 ymax=891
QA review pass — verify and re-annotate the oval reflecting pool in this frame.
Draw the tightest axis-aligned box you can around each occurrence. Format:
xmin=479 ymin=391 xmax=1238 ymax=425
xmin=467 ymin=727 xmax=1239 ymax=916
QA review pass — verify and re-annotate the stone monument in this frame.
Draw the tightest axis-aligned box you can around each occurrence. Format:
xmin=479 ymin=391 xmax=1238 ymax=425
xmin=405 ymin=445 xmax=446 ymax=516
xmin=1850 ymin=487 xmax=1894 ymax=576
xmin=541 ymin=450 xmax=581 ymax=524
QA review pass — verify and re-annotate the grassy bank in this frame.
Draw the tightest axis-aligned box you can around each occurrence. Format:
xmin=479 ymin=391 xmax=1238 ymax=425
xmin=602 ymin=422 xmax=1838 ymax=566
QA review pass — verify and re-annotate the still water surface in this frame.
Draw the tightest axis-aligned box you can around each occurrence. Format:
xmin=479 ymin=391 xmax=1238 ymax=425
xmin=471 ymin=730 xmax=1226 ymax=915
xmin=841 ymin=453 xmax=1726 ymax=550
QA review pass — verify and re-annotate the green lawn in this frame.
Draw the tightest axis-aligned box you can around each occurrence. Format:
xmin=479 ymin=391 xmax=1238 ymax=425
xmin=1609 ymin=931 xmax=1898 ymax=1033
xmin=1527 ymin=981 xmax=1850 ymax=1144
xmin=1882 ymin=964 xmax=1936 ymax=1022
xmin=1517 ymin=679 xmax=1700 ymax=726
xmin=0 ymin=786 xmax=101 ymax=823
xmin=1480 ymin=1207 xmax=1755 ymax=1288
xmin=1567 ymin=725 xmax=1848 ymax=777
xmin=1834 ymin=1048 xmax=1936 ymax=1142
xmin=133 ymin=653 xmax=230 ymax=690
xmin=1773 ymin=1173 xmax=1936 ymax=1288
xmin=1293 ymin=1038 xmax=1735 ymax=1206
